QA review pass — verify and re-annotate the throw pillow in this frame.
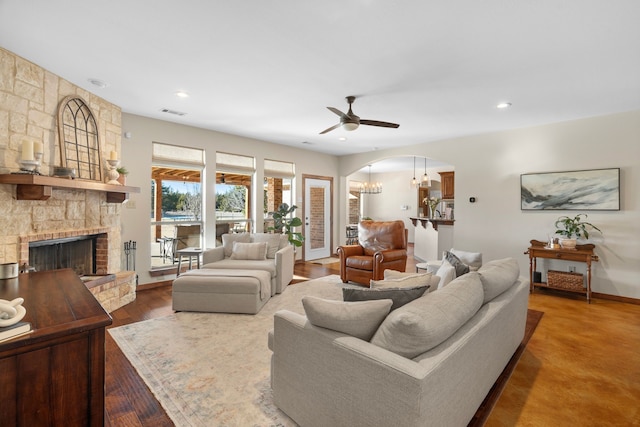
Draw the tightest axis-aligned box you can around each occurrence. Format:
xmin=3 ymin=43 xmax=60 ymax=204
xmin=371 ymin=271 xmax=432 ymax=289
xmin=370 ymin=272 xmax=484 ymax=358
xmin=302 ymin=296 xmax=393 ymax=341
xmin=229 ymin=241 xmax=268 ymax=260
xmin=478 ymin=257 xmax=520 ymax=303
xmin=251 ymin=233 xmax=282 ymax=259
xmin=342 ymin=286 xmax=429 ymax=311
xmin=444 ymin=251 xmax=470 ymax=277
xmin=435 ymin=259 xmax=456 ymax=289
xmin=450 ymin=248 xmax=483 ymax=271
xmin=382 ymin=269 xmax=439 ymax=290
xmin=222 ymin=233 xmax=250 ymax=258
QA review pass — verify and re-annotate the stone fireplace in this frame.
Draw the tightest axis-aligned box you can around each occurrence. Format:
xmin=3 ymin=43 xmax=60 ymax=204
xmin=0 ymin=47 xmax=136 ymax=313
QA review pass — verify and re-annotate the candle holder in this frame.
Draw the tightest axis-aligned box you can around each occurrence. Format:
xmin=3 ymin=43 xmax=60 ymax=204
xmin=33 ymin=151 xmax=43 ymax=174
xmin=18 ymin=159 xmax=40 ymax=174
xmin=106 ymin=159 xmax=121 ymax=185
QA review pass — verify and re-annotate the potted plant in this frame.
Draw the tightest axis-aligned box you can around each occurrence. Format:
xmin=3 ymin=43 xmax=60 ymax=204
xmin=554 ymin=213 xmax=602 ymax=249
xmin=268 ymin=203 xmax=305 ymax=248
xmin=116 ymin=166 xmax=128 ymax=185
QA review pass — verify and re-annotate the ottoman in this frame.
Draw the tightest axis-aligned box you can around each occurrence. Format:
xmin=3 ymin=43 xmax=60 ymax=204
xmin=172 ymin=269 xmax=272 ymax=314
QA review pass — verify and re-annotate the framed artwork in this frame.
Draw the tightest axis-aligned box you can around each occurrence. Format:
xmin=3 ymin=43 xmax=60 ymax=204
xmin=521 ymin=168 xmax=620 ymax=210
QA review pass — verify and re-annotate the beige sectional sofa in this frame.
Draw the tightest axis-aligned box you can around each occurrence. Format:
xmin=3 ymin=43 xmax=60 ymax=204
xmin=269 ymin=258 xmax=529 ymax=426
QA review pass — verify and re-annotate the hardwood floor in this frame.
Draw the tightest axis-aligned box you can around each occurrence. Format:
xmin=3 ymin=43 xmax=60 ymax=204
xmin=105 ymin=252 xmax=640 ymax=426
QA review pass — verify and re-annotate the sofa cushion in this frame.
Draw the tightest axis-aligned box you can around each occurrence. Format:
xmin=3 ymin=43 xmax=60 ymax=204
xmin=478 ymin=257 xmax=520 ymax=303
xmin=251 ymin=233 xmax=282 ymax=259
xmin=343 ymin=286 xmax=429 ymax=311
xmin=370 ymin=272 xmax=484 ymax=358
xmin=444 ymin=251 xmax=470 ymax=277
xmin=230 ymin=242 xmax=268 ymax=260
xmin=435 ymin=259 xmax=456 ymax=289
xmin=302 ymin=296 xmax=392 ymax=341
xmin=450 ymin=248 xmax=483 ymax=271
xmin=381 ymin=270 xmax=440 ymax=289
xmin=222 ymin=233 xmax=250 ymax=257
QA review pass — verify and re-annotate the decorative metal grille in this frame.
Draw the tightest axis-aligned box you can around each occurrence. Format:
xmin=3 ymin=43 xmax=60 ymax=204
xmin=57 ymin=96 xmax=102 ymax=181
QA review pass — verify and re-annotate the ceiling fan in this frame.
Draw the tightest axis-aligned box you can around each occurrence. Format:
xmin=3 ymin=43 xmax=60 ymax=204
xmin=319 ymin=96 xmax=400 ymax=134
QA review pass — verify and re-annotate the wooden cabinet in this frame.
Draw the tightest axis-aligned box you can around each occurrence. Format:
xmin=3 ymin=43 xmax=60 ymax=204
xmin=525 ymin=240 xmax=598 ymax=303
xmin=439 ymin=171 xmax=455 ymax=200
xmin=0 ymin=269 xmax=112 ymax=426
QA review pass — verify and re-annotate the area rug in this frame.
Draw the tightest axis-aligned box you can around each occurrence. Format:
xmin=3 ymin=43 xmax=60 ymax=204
xmin=109 ymin=275 xmax=542 ymax=427
xmin=310 ymin=256 xmax=339 ymax=265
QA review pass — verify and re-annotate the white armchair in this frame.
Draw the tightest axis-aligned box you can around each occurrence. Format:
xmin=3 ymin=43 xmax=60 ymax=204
xmin=202 ymin=233 xmax=294 ymax=294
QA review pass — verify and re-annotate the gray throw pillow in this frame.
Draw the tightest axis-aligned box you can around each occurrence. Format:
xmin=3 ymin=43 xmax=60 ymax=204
xmin=444 ymin=251 xmax=470 ymax=277
xmin=222 ymin=233 xmax=250 ymax=257
xmin=302 ymin=296 xmax=393 ymax=341
xmin=343 ymin=286 xmax=429 ymax=311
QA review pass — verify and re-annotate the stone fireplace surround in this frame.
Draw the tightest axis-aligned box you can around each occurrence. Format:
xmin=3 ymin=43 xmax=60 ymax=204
xmin=18 ymin=227 xmax=136 ymax=313
xmin=0 ymin=47 xmax=135 ymax=313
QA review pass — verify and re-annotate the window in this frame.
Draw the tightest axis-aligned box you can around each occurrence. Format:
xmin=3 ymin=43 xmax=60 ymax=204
xmin=215 ymin=152 xmax=255 ymax=239
xmin=150 ymin=143 xmax=204 ymax=268
xmin=264 ymin=159 xmax=295 ymax=229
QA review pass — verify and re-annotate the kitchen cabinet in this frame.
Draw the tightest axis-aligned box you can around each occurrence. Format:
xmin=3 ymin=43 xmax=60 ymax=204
xmin=439 ymin=171 xmax=454 ymax=200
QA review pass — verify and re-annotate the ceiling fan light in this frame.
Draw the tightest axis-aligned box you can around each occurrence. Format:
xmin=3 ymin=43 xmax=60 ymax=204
xmin=342 ymin=122 xmax=359 ymax=131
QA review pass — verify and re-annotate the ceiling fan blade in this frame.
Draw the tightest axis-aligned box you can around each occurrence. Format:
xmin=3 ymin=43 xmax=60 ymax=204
xmin=319 ymin=123 xmax=342 ymax=134
xmin=360 ymin=119 xmax=400 ymax=129
xmin=327 ymin=106 xmax=349 ymax=119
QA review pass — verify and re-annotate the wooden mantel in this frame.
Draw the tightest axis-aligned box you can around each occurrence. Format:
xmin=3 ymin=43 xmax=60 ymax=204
xmin=0 ymin=174 xmax=140 ymax=203
xmin=409 ymin=217 xmax=455 ymax=231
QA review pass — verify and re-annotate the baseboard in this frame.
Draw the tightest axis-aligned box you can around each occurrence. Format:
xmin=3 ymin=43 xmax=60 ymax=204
xmin=592 ymin=292 xmax=640 ymax=305
xmin=138 ymin=280 xmax=172 ymax=291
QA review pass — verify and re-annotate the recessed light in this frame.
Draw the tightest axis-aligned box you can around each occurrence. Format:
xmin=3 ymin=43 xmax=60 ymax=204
xmin=175 ymin=91 xmax=189 ymax=98
xmin=88 ymin=78 xmax=108 ymax=88
xmin=338 ymin=137 xmax=347 ymax=141
xmin=497 ymin=102 xmax=512 ymax=109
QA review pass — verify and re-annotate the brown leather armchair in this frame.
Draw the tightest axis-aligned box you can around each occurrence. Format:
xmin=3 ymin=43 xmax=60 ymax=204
xmin=337 ymin=220 xmax=408 ymax=286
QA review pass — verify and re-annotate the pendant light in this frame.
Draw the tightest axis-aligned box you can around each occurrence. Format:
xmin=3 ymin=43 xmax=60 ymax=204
xmin=360 ymin=165 xmax=382 ymax=194
xmin=411 ymin=157 xmax=418 ymax=187
xmin=421 ymin=158 xmax=431 ymax=187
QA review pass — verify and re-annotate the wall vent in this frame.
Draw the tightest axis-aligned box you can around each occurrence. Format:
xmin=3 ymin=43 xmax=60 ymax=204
xmin=160 ymin=108 xmax=187 ymax=116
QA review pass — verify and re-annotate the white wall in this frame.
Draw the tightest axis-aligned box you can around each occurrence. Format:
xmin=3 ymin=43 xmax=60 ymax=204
xmin=339 ymin=111 xmax=640 ymax=299
xmin=120 ymin=113 xmax=339 ymax=285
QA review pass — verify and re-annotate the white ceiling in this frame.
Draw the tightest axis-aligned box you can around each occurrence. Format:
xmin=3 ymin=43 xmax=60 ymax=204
xmin=1 ymin=1 xmax=639 ymax=174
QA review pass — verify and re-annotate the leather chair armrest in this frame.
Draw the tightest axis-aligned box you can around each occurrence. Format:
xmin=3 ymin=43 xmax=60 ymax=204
xmin=337 ymin=245 xmax=364 ymax=258
xmin=337 ymin=245 xmax=365 ymax=283
xmin=374 ymin=248 xmax=407 ymax=263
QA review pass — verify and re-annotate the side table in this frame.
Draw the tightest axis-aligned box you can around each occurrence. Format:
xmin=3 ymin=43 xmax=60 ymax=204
xmin=525 ymin=239 xmax=598 ymax=303
xmin=176 ymin=247 xmax=203 ymax=276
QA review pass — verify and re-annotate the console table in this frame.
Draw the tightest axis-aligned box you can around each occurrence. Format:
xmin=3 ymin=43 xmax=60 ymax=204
xmin=0 ymin=269 xmax=112 ymax=426
xmin=525 ymin=239 xmax=598 ymax=303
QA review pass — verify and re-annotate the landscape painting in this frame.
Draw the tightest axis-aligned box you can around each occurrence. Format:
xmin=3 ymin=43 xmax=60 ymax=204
xmin=521 ymin=168 xmax=620 ymax=210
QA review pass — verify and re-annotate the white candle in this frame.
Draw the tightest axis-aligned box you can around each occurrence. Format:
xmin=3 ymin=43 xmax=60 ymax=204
xmin=34 ymin=141 xmax=43 ymax=154
xmin=110 ymin=150 xmax=118 ymax=160
xmin=22 ymin=141 xmax=34 ymax=161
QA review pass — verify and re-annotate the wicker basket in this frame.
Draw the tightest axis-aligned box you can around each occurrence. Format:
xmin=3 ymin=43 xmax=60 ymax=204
xmin=547 ymin=270 xmax=584 ymax=291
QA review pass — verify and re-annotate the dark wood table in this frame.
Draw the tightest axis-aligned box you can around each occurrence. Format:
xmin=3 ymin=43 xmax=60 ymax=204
xmin=0 ymin=269 xmax=112 ymax=426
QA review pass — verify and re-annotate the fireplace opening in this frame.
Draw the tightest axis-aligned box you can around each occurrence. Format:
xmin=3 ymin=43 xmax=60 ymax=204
xmin=29 ymin=235 xmax=98 ymax=275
